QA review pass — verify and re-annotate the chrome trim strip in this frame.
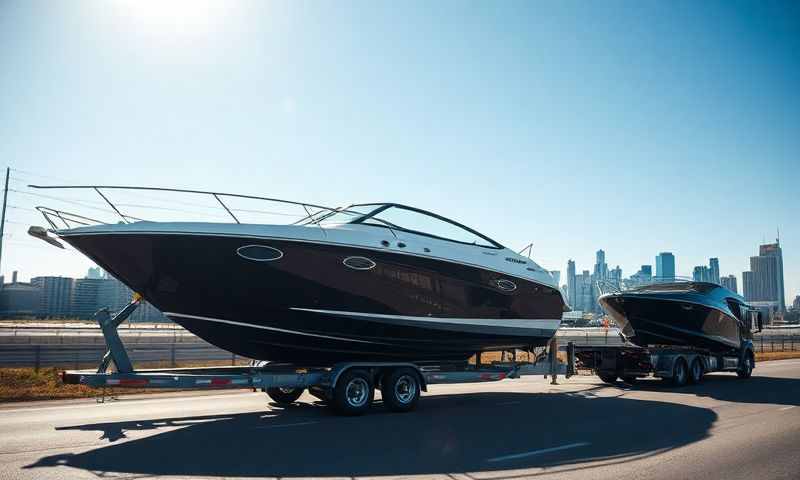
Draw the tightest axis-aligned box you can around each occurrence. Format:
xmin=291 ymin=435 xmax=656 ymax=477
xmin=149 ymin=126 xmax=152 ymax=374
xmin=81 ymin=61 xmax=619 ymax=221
xmin=163 ymin=312 xmax=383 ymax=344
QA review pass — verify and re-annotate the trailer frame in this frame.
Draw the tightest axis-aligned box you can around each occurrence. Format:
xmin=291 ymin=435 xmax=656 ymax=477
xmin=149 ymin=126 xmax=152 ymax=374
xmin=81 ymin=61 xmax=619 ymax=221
xmin=62 ymin=299 xmax=576 ymax=414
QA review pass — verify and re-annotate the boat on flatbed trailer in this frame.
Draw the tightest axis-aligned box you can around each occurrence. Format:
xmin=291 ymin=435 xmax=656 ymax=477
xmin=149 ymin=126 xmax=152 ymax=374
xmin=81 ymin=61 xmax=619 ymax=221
xmin=62 ymin=298 xmax=576 ymax=415
xmin=574 ymin=341 xmax=757 ymax=387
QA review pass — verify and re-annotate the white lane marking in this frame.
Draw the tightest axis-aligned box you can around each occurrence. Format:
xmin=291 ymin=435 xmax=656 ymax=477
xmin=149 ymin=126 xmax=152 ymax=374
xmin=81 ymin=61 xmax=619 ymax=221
xmin=778 ymin=406 xmax=795 ymax=411
xmin=487 ymin=442 xmax=590 ymax=463
xmin=163 ymin=312 xmax=385 ymax=344
xmin=253 ymin=421 xmax=319 ymax=429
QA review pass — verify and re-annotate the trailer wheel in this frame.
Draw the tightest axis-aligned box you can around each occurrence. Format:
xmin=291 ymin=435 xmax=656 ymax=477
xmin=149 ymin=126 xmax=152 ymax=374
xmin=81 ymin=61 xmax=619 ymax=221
xmin=597 ymin=373 xmax=618 ymax=384
xmin=308 ymin=385 xmax=329 ymax=404
xmin=381 ymin=367 xmax=421 ymax=413
xmin=332 ymin=369 xmax=374 ymax=416
xmin=689 ymin=358 xmax=704 ymax=384
xmin=671 ymin=358 xmax=688 ymax=387
xmin=266 ymin=387 xmax=304 ymax=405
xmin=737 ymin=352 xmax=754 ymax=379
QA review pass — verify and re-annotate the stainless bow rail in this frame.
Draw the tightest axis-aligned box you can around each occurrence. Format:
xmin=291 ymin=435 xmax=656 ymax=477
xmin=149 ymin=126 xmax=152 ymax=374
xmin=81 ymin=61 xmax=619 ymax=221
xmin=29 ymin=184 xmax=353 ymax=230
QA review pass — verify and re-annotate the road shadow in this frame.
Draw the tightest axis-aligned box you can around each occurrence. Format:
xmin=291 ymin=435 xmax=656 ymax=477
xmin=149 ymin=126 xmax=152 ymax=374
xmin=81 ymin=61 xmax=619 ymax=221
xmin=614 ymin=372 xmax=800 ymax=407
xmin=25 ymin=390 xmax=715 ymax=477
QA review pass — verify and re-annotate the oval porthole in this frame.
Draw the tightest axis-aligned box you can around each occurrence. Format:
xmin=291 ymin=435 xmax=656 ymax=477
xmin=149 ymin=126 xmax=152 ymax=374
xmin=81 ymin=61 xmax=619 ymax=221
xmin=343 ymin=256 xmax=376 ymax=271
xmin=237 ymin=245 xmax=284 ymax=262
xmin=495 ymin=279 xmax=517 ymax=292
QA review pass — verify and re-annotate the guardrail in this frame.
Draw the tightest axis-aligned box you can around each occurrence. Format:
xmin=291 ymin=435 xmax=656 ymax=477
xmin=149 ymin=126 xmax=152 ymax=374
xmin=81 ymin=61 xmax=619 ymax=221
xmin=0 ymin=344 xmax=243 ymax=371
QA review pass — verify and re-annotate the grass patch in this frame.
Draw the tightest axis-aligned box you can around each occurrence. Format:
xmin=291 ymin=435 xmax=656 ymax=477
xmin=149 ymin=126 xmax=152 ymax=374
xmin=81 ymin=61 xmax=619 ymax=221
xmin=755 ymin=351 xmax=800 ymax=361
xmin=0 ymin=359 xmax=252 ymax=403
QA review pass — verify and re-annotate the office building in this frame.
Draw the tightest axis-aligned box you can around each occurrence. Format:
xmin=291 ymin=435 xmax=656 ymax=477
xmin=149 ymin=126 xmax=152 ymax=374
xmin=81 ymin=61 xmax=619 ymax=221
xmin=577 ymin=270 xmax=593 ymax=312
xmin=567 ymin=260 xmax=577 ymax=309
xmin=709 ymin=258 xmax=720 ymax=284
xmin=30 ymin=276 xmax=74 ymax=318
xmin=655 ymin=252 xmax=675 ymax=282
xmin=0 ymin=278 xmax=40 ymax=318
xmin=72 ymin=278 xmax=105 ymax=319
xmin=720 ymin=275 xmax=738 ymax=294
xmin=550 ymin=271 xmax=561 ymax=291
xmin=759 ymin=242 xmax=785 ymax=312
xmin=743 ymin=241 xmax=784 ymax=311
xmin=693 ymin=266 xmax=711 ymax=283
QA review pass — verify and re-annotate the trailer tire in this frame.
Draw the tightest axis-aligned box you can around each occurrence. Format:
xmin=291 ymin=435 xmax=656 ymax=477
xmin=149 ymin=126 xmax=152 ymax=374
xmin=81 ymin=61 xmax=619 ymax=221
xmin=737 ymin=352 xmax=754 ymax=379
xmin=689 ymin=358 xmax=704 ymax=384
xmin=332 ymin=369 xmax=374 ymax=416
xmin=671 ymin=358 xmax=688 ymax=387
xmin=266 ymin=387 xmax=304 ymax=405
xmin=381 ymin=367 xmax=421 ymax=413
xmin=598 ymin=373 xmax=617 ymax=384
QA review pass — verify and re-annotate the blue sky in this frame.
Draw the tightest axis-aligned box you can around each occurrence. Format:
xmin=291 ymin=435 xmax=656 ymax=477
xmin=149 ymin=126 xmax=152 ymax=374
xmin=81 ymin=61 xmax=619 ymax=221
xmin=0 ymin=1 xmax=797 ymax=302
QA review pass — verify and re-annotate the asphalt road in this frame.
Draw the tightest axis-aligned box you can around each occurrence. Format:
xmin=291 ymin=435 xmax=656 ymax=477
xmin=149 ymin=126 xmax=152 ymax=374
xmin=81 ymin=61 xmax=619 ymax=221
xmin=0 ymin=360 xmax=798 ymax=480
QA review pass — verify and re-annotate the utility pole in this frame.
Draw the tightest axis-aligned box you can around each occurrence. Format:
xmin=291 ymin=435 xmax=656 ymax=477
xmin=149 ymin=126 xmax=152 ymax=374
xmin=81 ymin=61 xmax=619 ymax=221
xmin=0 ymin=167 xmax=9 ymax=276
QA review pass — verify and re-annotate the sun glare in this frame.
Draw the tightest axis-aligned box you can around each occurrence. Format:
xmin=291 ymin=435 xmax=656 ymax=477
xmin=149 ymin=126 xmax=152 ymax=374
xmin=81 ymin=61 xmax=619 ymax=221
xmin=112 ymin=0 xmax=236 ymax=38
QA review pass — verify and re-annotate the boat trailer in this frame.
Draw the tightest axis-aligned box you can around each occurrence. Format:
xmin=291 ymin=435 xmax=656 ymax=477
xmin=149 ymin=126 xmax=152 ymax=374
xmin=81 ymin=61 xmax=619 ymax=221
xmin=62 ymin=297 xmax=576 ymax=415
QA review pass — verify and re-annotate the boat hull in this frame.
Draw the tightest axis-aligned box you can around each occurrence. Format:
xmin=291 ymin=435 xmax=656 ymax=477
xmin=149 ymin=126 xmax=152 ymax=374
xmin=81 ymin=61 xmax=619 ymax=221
xmin=599 ymin=293 xmax=742 ymax=352
xmin=62 ymin=231 xmax=563 ymax=364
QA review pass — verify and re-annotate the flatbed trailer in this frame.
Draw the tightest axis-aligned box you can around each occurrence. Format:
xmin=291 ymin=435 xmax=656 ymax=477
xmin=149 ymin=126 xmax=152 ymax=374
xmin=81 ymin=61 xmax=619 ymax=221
xmin=573 ymin=341 xmax=755 ymax=387
xmin=61 ymin=299 xmax=576 ymax=415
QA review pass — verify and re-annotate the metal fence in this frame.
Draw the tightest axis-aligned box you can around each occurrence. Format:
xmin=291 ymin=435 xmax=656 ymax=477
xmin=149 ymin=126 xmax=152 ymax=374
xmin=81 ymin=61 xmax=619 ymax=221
xmin=753 ymin=334 xmax=800 ymax=353
xmin=1 ymin=326 xmax=797 ymax=370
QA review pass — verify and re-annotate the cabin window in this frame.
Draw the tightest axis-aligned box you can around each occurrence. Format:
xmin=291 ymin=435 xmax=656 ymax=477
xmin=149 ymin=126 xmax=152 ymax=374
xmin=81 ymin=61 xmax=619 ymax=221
xmin=343 ymin=256 xmax=376 ymax=270
xmin=236 ymin=245 xmax=284 ymax=262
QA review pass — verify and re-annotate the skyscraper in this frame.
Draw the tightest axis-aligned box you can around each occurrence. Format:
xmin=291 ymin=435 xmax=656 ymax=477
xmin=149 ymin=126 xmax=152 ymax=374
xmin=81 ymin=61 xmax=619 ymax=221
xmin=550 ymin=270 xmax=561 ymax=291
xmin=743 ymin=242 xmax=785 ymax=311
xmin=655 ymin=252 xmax=675 ymax=282
xmin=567 ymin=260 xmax=577 ymax=309
xmin=759 ymin=242 xmax=785 ymax=312
xmin=593 ymin=249 xmax=608 ymax=280
xmin=721 ymin=275 xmax=738 ymax=294
xmin=709 ymin=258 xmax=720 ymax=284
xmin=693 ymin=266 xmax=710 ymax=282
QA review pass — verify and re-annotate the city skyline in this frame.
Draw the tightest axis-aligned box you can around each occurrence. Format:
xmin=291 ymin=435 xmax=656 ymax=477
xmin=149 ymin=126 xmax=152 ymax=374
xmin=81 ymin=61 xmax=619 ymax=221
xmin=0 ymin=2 xmax=797 ymax=303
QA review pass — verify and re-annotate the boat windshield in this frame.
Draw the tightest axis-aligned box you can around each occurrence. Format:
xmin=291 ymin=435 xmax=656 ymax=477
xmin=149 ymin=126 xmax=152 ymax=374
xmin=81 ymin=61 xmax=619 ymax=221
xmin=354 ymin=204 xmax=503 ymax=248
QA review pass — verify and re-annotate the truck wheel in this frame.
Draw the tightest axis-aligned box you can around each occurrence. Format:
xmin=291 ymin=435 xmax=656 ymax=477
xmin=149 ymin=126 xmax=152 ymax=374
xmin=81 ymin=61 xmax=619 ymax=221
xmin=381 ymin=367 xmax=421 ymax=413
xmin=689 ymin=358 xmax=704 ymax=384
xmin=266 ymin=387 xmax=304 ymax=405
xmin=671 ymin=358 xmax=688 ymax=387
xmin=332 ymin=369 xmax=374 ymax=416
xmin=737 ymin=352 xmax=754 ymax=379
xmin=598 ymin=373 xmax=618 ymax=384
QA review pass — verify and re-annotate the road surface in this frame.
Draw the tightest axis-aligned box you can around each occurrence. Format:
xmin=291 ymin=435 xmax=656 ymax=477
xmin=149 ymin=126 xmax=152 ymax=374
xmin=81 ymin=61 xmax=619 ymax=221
xmin=0 ymin=359 xmax=798 ymax=479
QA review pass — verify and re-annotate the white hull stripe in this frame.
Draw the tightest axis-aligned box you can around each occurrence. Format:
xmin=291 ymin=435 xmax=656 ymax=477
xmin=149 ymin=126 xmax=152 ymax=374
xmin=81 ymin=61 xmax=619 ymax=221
xmin=290 ymin=308 xmax=562 ymax=331
xmin=163 ymin=312 xmax=384 ymax=344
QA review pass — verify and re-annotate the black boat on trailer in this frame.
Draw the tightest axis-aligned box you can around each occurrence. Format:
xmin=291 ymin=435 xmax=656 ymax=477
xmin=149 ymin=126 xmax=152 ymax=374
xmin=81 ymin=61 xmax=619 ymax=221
xmin=577 ymin=281 xmax=763 ymax=387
